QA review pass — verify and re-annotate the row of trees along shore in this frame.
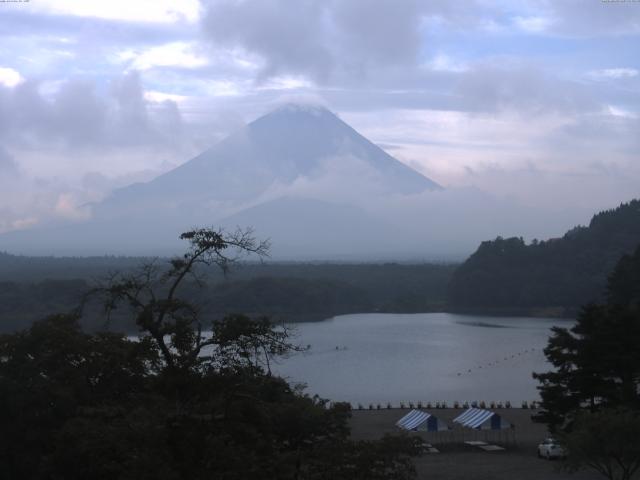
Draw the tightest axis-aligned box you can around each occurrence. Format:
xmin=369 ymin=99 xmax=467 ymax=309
xmin=0 ymin=228 xmax=422 ymax=480
xmin=534 ymin=244 xmax=640 ymax=480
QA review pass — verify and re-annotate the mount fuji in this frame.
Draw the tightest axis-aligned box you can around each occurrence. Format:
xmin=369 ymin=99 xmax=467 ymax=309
xmin=1 ymin=104 xmax=443 ymax=257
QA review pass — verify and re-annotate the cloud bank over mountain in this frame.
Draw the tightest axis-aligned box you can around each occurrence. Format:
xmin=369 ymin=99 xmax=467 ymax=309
xmin=0 ymin=0 xmax=638 ymax=251
xmin=0 ymin=105 xmax=590 ymax=259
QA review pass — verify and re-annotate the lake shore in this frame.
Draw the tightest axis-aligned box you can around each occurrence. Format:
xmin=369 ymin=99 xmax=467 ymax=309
xmin=349 ymin=408 xmax=601 ymax=480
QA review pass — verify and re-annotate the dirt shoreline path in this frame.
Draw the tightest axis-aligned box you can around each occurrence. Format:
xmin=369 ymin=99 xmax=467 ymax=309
xmin=350 ymin=408 xmax=602 ymax=480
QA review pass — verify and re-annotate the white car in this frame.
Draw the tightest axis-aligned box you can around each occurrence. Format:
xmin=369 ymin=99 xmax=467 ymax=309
xmin=537 ymin=438 xmax=566 ymax=459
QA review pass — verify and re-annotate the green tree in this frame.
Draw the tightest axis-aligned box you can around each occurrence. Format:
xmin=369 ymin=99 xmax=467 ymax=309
xmin=448 ymin=199 xmax=640 ymax=315
xmin=0 ymin=314 xmax=161 ymax=479
xmin=0 ymin=228 xmax=422 ymax=480
xmin=93 ymin=227 xmax=270 ymax=371
xmin=561 ymin=409 xmax=640 ymax=480
xmin=534 ymin=245 xmax=640 ymax=479
xmin=533 ymin=246 xmax=640 ymax=429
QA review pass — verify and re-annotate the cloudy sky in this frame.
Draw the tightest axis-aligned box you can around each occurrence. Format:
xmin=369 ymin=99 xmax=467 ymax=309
xmin=0 ymin=0 xmax=639 ymax=233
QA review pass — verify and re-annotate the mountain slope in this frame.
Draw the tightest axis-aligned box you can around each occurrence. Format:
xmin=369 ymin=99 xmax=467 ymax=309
xmin=0 ymin=104 xmax=441 ymax=256
xmin=94 ymin=103 xmax=439 ymax=221
xmin=218 ymin=196 xmax=397 ymax=259
xmin=447 ymin=199 xmax=640 ymax=316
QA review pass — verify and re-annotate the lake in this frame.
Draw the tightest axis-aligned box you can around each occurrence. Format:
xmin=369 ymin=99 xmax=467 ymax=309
xmin=271 ymin=313 xmax=571 ymax=406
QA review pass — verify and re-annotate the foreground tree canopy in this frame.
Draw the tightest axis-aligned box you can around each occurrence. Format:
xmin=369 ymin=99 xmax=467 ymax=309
xmin=534 ymin=244 xmax=640 ymax=427
xmin=534 ymin=244 xmax=640 ymax=480
xmin=0 ymin=228 xmax=421 ymax=479
xmin=562 ymin=408 xmax=640 ymax=480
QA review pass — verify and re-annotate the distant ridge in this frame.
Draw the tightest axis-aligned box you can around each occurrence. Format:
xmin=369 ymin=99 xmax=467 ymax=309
xmin=447 ymin=199 xmax=640 ymax=317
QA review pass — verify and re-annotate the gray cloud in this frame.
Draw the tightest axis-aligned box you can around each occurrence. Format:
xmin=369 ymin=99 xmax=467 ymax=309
xmin=0 ymin=10 xmax=191 ymax=48
xmin=200 ymin=0 xmax=484 ymax=84
xmin=453 ymin=61 xmax=599 ymax=115
xmin=198 ymin=0 xmax=627 ymax=121
xmin=0 ymin=0 xmax=637 ymax=238
xmin=0 ymin=71 xmax=213 ymax=233
xmin=0 ymin=147 xmax=19 ymax=176
xmin=542 ymin=0 xmax=640 ymax=36
xmin=0 ymin=72 xmax=190 ymax=151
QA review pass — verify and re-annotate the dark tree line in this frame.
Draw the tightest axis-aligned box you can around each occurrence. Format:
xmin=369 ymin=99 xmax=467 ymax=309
xmin=534 ymin=245 xmax=640 ymax=427
xmin=0 ymin=228 xmax=421 ymax=480
xmin=0 ymin=260 xmax=455 ymax=333
xmin=534 ymin=245 xmax=640 ymax=480
xmin=448 ymin=199 xmax=640 ymax=315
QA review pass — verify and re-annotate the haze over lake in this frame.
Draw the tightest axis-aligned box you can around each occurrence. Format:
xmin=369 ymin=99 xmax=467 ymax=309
xmin=273 ymin=313 xmax=570 ymax=406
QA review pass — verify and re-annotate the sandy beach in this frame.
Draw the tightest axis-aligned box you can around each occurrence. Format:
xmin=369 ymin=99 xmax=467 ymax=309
xmin=350 ymin=408 xmax=603 ymax=480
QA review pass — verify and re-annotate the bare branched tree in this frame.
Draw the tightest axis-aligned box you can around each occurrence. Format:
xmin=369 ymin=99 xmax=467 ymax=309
xmin=88 ymin=227 xmax=271 ymax=370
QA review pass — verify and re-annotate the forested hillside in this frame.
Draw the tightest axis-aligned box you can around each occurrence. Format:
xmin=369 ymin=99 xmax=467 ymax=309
xmin=0 ymin=259 xmax=455 ymax=332
xmin=448 ymin=199 xmax=640 ymax=316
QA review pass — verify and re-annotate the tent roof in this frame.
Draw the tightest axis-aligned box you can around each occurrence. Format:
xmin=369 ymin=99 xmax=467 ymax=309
xmin=453 ymin=408 xmax=510 ymax=430
xmin=396 ymin=409 xmax=448 ymax=431
xmin=396 ymin=410 xmax=431 ymax=430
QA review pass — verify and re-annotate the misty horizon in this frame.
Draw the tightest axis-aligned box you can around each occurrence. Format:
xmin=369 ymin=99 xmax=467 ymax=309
xmin=0 ymin=102 xmax=609 ymax=259
xmin=0 ymin=0 xmax=639 ymax=260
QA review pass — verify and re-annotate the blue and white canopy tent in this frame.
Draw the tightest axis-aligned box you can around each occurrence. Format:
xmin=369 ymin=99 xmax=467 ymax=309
xmin=453 ymin=408 xmax=511 ymax=430
xmin=452 ymin=408 xmax=515 ymax=445
xmin=396 ymin=409 xmax=449 ymax=432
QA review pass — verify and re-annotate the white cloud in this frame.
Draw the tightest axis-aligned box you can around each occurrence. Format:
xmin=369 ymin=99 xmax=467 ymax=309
xmin=0 ymin=67 xmax=24 ymax=88
xmin=258 ymin=76 xmax=314 ymax=90
xmin=606 ymin=105 xmax=638 ymax=119
xmin=144 ymin=90 xmax=189 ymax=103
xmin=117 ymin=42 xmax=208 ymax=70
xmin=53 ymin=193 xmax=91 ymax=221
xmin=589 ymin=68 xmax=639 ymax=80
xmin=205 ymin=80 xmax=243 ymax=97
xmin=426 ymin=53 xmax=468 ymax=73
xmin=30 ymin=0 xmax=201 ymax=23
xmin=341 ymin=105 xmax=640 ymax=212
xmin=513 ymin=16 xmax=554 ymax=33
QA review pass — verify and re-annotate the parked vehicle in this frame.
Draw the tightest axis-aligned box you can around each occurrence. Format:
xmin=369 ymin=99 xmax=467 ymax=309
xmin=537 ymin=438 xmax=566 ymax=459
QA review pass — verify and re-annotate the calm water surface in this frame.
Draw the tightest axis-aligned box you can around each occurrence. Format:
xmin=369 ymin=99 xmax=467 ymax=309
xmin=271 ymin=313 xmax=571 ymax=405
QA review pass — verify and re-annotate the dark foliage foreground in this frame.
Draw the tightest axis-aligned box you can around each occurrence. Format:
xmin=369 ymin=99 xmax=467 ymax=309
xmin=0 ymin=314 xmax=420 ymax=480
xmin=0 ymin=228 xmax=421 ymax=479
xmin=534 ymin=244 xmax=640 ymax=480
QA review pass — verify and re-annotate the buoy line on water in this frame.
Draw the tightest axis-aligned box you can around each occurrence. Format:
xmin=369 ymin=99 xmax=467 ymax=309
xmin=453 ymin=347 xmax=540 ymax=376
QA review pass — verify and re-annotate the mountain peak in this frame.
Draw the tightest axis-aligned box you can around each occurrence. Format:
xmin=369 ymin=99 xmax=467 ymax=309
xmin=0 ymin=103 xmax=441 ymax=254
xmin=249 ymin=102 xmax=338 ymax=131
xmin=269 ymin=102 xmax=332 ymax=117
